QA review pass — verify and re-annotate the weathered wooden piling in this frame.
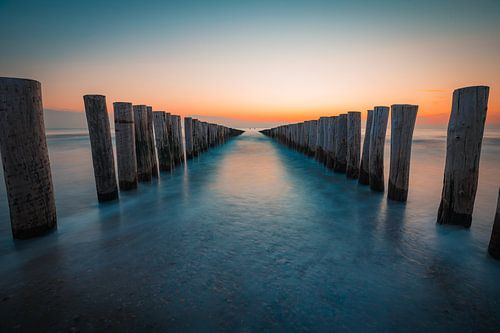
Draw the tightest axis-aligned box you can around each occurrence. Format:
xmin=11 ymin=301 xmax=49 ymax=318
xmin=83 ymin=95 xmax=118 ymax=202
xmin=184 ymin=117 xmax=194 ymax=159
xmin=488 ymin=189 xmax=500 ymax=260
xmin=153 ymin=111 xmax=172 ymax=172
xmin=333 ymin=114 xmax=347 ymax=173
xmin=113 ymin=102 xmax=137 ymax=191
xmin=146 ymin=106 xmax=159 ymax=178
xmin=358 ymin=110 xmax=373 ymax=185
xmin=133 ymin=105 xmax=153 ymax=182
xmin=171 ymin=115 xmax=183 ymax=165
xmin=388 ymin=104 xmax=418 ymax=202
xmin=346 ymin=111 xmax=361 ymax=179
xmin=368 ymin=106 xmax=389 ymax=192
xmin=437 ymin=86 xmax=489 ymax=227
xmin=326 ymin=116 xmax=337 ymax=169
xmin=0 ymin=77 xmax=57 ymax=238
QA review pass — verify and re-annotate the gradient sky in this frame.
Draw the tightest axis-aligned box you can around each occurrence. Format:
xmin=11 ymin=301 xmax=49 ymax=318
xmin=1 ymin=0 xmax=499 ymax=127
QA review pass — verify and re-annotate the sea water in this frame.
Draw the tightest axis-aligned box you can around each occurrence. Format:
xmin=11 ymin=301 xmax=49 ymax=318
xmin=0 ymin=128 xmax=499 ymax=332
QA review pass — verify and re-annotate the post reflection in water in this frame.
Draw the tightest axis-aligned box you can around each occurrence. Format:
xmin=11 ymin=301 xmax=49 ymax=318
xmin=0 ymin=129 xmax=499 ymax=331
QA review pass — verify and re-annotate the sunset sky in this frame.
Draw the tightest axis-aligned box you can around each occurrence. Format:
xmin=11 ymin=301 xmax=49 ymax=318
xmin=1 ymin=0 xmax=499 ymax=127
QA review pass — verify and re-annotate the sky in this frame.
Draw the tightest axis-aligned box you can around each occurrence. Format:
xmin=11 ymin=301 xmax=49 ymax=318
xmin=1 ymin=0 xmax=499 ymax=128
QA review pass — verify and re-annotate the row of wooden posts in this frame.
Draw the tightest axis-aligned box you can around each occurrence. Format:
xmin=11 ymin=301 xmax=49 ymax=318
xmin=0 ymin=77 xmax=243 ymax=240
xmin=261 ymin=85 xmax=500 ymax=260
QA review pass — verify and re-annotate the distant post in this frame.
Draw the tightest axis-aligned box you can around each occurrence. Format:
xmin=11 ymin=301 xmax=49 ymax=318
xmin=437 ymin=86 xmax=489 ymax=227
xmin=84 ymin=95 xmax=119 ymax=202
xmin=368 ymin=106 xmax=389 ymax=192
xmin=388 ymin=104 xmax=418 ymax=202
xmin=346 ymin=111 xmax=361 ymax=179
xmin=488 ymin=189 xmax=500 ymax=260
xmin=358 ymin=110 xmax=373 ymax=185
xmin=113 ymin=102 xmax=138 ymax=191
xmin=0 ymin=77 xmax=57 ymax=238
xmin=133 ymin=105 xmax=153 ymax=182
xmin=333 ymin=114 xmax=347 ymax=173
xmin=326 ymin=116 xmax=337 ymax=169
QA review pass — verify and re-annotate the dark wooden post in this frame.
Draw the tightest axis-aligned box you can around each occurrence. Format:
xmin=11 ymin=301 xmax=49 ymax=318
xmin=358 ymin=110 xmax=373 ymax=185
xmin=184 ymin=117 xmax=193 ymax=159
xmin=388 ymin=104 xmax=418 ymax=202
xmin=0 ymin=77 xmax=57 ymax=238
xmin=84 ymin=95 xmax=118 ymax=202
xmin=333 ymin=114 xmax=347 ymax=173
xmin=369 ymin=106 xmax=389 ymax=192
xmin=346 ymin=111 xmax=361 ymax=179
xmin=488 ymin=189 xmax=500 ymax=259
xmin=133 ymin=105 xmax=153 ymax=182
xmin=437 ymin=86 xmax=489 ymax=227
xmin=146 ymin=106 xmax=159 ymax=178
xmin=113 ymin=102 xmax=137 ymax=191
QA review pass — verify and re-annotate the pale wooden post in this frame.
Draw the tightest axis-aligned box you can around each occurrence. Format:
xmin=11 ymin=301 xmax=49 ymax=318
xmin=437 ymin=86 xmax=489 ymax=227
xmin=346 ymin=111 xmax=361 ymax=179
xmin=113 ymin=102 xmax=138 ymax=190
xmin=358 ymin=110 xmax=373 ymax=185
xmin=388 ymin=104 xmax=418 ymax=202
xmin=84 ymin=95 xmax=119 ymax=202
xmin=0 ymin=77 xmax=57 ymax=238
xmin=153 ymin=111 xmax=172 ymax=172
xmin=369 ymin=106 xmax=389 ymax=192
xmin=146 ymin=106 xmax=159 ymax=177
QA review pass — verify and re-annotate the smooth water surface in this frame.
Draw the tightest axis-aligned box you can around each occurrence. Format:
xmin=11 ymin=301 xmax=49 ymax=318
xmin=0 ymin=129 xmax=499 ymax=332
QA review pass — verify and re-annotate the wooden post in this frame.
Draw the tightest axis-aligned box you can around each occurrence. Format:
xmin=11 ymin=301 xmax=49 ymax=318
xmin=113 ymin=102 xmax=138 ymax=191
xmin=83 ymin=95 xmax=118 ymax=202
xmin=437 ymin=86 xmax=489 ymax=227
xmin=184 ymin=117 xmax=194 ymax=159
xmin=171 ymin=115 xmax=183 ymax=165
xmin=326 ymin=116 xmax=337 ymax=169
xmin=0 ymin=77 xmax=57 ymax=238
xmin=346 ymin=111 xmax=361 ymax=179
xmin=146 ymin=106 xmax=159 ymax=178
xmin=153 ymin=111 xmax=172 ymax=172
xmin=334 ymin=114 xmax=347 ymax=173
xmin=388 ymin=104 xmax=418 ymax=202
xmin=488 ymin=189 xmax=500 ymax=260
xmin=369 ymin=106 xmax=389 ymax=192
xmin=133 ymin=105 xmax=152 ymax=182
xmin=358 ymin=110 xmax=373 ymax=185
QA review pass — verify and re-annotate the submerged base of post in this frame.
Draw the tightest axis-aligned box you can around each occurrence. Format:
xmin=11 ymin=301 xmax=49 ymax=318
xmin=437 ymin=201 xmax=472 ymax=227
xmin=388 ymin=181 xmax=408 ymax=202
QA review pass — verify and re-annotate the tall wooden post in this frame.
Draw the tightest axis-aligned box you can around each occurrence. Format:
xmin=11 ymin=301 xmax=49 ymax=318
xmin=83 ymin=95 xmax=118 ymax=202
xmin=488 ymin=189 xmax=500 ymax=259
xmin=184 ymin=117 xmax=194 ymax=159
xmin=346 ymin=111 xmax=361 ymax=179
xmin=146 ymin=106 xmax=159 ymax=178
xmin=359 ymin=110 xmax=373 ymax=185
xmin=113 ymin=102 xmax=137 ymax=191
xmin=369 ymin=106 xmax=389 ymax=192
xmin=437 ymin=86 xmax=489 ymax=227
xmin=133 ymin=105 xmax=153 ymax=182
xmin=0 ymin=77 xmax=57 ymax=238
xmin=388 ymin=104 xmax=418 ymax=202
xmin=334 ymin=114 xmax=347 ymax=173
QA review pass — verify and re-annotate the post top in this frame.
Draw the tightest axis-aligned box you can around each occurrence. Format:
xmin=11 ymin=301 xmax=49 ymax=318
xmin=0 ymin=77 xmax=40 ymax=84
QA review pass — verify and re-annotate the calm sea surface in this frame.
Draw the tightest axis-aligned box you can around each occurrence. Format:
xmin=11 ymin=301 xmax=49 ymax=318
xmin=0 ymin=128 xmax=499 ymax=332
